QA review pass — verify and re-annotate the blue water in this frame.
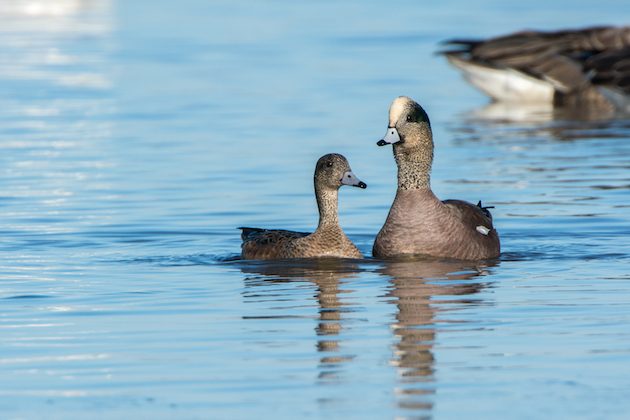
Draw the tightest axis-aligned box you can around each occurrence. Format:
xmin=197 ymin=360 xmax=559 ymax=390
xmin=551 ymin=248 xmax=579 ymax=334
xmin=1 ymin=1 xmax=630 ymax=419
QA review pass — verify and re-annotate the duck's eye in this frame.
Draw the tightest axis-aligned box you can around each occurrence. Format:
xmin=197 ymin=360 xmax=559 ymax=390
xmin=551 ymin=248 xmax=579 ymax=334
xmin=326 ymin=161 xmax=333 ymax=168
xmin=406 ymin=115 xmax=413 ymax=122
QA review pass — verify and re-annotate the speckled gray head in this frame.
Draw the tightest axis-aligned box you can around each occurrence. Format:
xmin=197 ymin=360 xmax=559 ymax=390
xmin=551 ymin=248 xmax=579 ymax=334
xmin=377 ymin=96 xmax=431 ymax=146
xmin=315 ymin=153 xmax=367 ymax=190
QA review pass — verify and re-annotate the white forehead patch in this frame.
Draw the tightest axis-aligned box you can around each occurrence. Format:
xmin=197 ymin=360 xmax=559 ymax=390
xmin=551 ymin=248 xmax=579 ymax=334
xmin=389 ymin=96 xmax=411 ymax=126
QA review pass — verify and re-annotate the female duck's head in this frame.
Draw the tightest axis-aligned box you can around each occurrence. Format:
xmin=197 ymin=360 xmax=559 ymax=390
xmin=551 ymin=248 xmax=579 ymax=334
xmin=315 ymin=153 xmax=367 ymax=191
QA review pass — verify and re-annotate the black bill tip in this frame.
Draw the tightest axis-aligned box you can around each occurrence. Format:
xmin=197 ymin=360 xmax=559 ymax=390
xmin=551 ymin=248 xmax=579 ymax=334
xmin=376 ymin=139 xmax=388 ymax=146
xmin=357 ymin=181 xmax=367 ymax=189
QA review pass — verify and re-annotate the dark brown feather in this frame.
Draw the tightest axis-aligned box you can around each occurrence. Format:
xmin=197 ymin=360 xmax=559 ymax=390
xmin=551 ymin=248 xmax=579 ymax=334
xmin=239 ymin=227 xmax=309 ymax=259
xmin=442 ymin=200 xmax=494 ymax=232
xmin=585 ymin=47 xmax=630 ymax=95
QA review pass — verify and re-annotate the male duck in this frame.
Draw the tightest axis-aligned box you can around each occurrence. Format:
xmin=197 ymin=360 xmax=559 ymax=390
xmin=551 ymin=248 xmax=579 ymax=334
xmin=441 ymin=26 xmax=630 ymax=113
xmin=240 ymin=153 xmax=366 ymax=260
xmin=373 ymin=97 xmax=500 ymax=260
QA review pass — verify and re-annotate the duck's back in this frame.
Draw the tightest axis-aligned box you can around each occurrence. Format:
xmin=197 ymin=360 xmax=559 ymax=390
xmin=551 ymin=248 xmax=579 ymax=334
xmin=442 ymin=199 xmax=500 ymax=258
xmin=240 ymin=227 xmax=309 ymax=260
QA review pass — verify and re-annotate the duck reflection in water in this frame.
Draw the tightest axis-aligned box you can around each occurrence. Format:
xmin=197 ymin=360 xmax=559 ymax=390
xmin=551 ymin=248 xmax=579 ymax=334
xmin=237 ymin=257 xmax=496 ymax=416
xmin=379 ymin=258 xmax=495 ymax=413
xmin=238 ymin=258 xmax=361 ymax=383
xmin=447 ymin=95 xmax=630 ymax=147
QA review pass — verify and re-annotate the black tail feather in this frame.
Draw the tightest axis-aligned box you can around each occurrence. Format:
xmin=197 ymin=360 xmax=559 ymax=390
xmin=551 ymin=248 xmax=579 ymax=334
xmin=238 ymin=227 xmax=265 ymax=241
xmin=477 ymin=201 xmax=495 ymax=219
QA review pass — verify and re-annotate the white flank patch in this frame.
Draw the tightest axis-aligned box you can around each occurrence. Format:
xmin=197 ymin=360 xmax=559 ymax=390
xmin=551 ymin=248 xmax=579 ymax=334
xmin=476 ymin=225 xmax=490 ymax=235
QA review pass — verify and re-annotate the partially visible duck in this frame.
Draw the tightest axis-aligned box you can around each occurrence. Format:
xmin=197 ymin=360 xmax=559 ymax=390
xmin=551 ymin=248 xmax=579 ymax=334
xmin=240 ymin=153 xmax=367 ymax=260
xmin=441 ymin=26 xmax=630 ymax=113
xmin=373 ymin=97 xmax=500 ymax=260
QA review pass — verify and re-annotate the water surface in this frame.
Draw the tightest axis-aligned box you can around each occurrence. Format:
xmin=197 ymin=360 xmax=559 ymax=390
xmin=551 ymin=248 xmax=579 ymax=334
xmin=1 ymin=1 xmax=630 ymax=419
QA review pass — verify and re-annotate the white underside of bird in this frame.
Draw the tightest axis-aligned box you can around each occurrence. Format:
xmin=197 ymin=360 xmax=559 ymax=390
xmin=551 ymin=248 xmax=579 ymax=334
xmin=447 ymin=55 xmax=555 ymax=103
xmin=447 ymin=55 xmax=630 ymax=112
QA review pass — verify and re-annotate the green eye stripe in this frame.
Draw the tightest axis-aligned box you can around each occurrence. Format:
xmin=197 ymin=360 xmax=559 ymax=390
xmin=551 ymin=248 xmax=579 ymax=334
xmin=407 ymin=104 xmax=430 ymax=124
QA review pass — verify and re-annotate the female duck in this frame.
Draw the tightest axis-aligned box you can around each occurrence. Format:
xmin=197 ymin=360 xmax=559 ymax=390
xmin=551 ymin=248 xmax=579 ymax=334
xmin=240 ymin=153 xmax=366 ymax=260
xmin=373 ymin=96 xmax=500 ymax=260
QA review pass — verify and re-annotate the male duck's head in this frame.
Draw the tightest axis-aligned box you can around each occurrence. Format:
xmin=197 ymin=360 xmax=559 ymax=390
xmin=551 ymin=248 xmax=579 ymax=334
xmin=377 ymin=96 xmax=432 ymax=152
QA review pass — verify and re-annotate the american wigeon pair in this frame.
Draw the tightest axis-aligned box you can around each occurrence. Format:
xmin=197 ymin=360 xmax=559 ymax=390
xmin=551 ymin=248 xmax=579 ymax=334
xmin=240 ymin=97 xmax=500 ymax=261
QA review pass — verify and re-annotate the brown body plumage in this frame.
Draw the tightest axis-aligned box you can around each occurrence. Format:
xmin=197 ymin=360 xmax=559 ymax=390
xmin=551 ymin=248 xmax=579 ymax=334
xmin=440 ymin=26 xmax=630 ymax=113
xmin=373 ymin=97 xmax=500 ymax=260
xmin=240 ymin=154 xmax=366 ymax=260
